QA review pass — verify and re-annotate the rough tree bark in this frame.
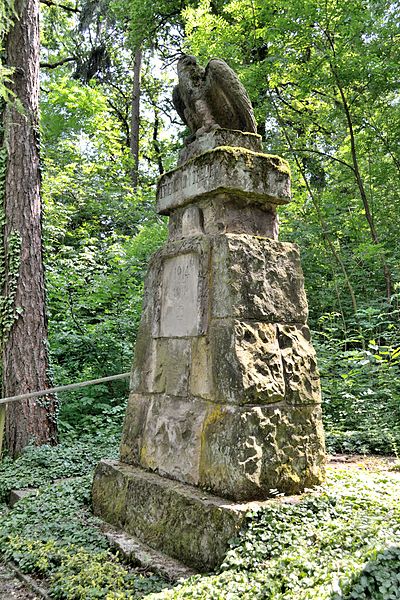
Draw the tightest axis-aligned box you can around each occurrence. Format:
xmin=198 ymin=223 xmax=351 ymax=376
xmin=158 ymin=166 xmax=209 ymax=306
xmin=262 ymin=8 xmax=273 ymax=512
xmin=1 ymin=0 xmax=58 ymax=457
xmin=130 ymin=47 xmax=142 ymax=190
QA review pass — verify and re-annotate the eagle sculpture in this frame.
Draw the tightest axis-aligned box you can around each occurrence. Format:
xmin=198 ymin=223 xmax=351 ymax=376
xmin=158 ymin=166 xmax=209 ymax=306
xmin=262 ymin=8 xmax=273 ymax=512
xmin=173 ymin=55 xmax=257 ymax=138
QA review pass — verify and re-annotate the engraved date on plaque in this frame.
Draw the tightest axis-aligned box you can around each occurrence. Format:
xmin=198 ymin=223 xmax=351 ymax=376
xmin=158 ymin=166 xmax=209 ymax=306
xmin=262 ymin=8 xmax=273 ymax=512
xmin=160 ymin=253 xmax=200 ymax=337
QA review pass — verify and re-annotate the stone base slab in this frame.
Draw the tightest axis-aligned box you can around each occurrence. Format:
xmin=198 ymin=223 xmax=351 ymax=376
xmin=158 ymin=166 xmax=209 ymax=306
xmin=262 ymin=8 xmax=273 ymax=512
xmin=92 ymin=460 xmax=266 ymax=571
xmin=103 ymin=527 xmax=196 ymax=581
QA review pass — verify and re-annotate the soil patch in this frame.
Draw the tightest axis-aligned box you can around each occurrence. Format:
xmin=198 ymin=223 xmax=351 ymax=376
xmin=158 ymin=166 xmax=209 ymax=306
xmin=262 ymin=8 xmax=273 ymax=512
xmin=0 ymin=561 xmax=41 ymax=599
xmin=328 ymin=453 xmax=399 ymax=472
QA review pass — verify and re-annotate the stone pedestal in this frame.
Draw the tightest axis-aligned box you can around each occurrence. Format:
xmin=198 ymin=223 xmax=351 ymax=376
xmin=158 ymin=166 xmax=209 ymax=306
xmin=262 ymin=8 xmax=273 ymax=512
xmin=93 ymin=130 xmax=326 ymax=570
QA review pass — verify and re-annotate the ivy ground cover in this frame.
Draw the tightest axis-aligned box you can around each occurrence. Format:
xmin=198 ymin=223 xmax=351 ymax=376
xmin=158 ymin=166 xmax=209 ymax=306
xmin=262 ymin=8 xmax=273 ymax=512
xmin=0 ymin=439 xmax=399 ymax=599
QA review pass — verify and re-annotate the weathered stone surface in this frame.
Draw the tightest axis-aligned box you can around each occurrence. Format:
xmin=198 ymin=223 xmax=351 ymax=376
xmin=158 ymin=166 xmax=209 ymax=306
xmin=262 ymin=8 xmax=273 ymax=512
xmin=199 ymin=403 xmax=326 ymax=500
xmin=157 ymin=148 xmax=290 ymax=215
xmin=211 ymin=235 xmax=308 ymax=323
xmin=92 ymin=459 xmax=267 ymax=571
xmin=209 ymin=320 xmax=286 ymax=405
xmin=139 ymin=395 xmax=208 ymax=485
xmin=8 ymin=488 xmax=36 ymax=507
xmin=129 ymin=326 xmax=157 ymax=393
xmin=168 ymin=196 xmax=278 ymax=241
xmin=120 ymin=393 xmax=148 ymax=464
xmin=177 ymin=129 xmax=263 ymax=164
xmin=190 ymin=336 xmax=213 ymax=399
xmin=120 ymin=393 xmax=325 ymax=498
xmin=278 ymin=325 xmax=321 ymax=405
xmin=201 ymin=196 xmax=279 ymax=238
xmin=157 ymin=338 xmax=192 ymax=396
xmin=181 ymin=205 xmax=204 ymax=237
xmin=160 ymin=253 xmax=201 ymax=337
xmin=104 ymin=528 xmax=196 ymax=581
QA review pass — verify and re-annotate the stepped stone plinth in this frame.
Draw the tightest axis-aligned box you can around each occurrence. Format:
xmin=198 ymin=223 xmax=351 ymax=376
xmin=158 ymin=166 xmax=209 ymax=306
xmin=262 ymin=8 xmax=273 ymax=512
xmin=93 ymin=55 xmax=325 ymax=572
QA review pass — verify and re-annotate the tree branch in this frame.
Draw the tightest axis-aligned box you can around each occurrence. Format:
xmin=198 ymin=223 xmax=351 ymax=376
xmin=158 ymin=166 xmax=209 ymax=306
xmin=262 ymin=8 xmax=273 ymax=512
xmin=289 ymin=147 xmax=355 ymax=172
xmin=40 ymin=0 xmax=80 ymax=12
xmin=40 ymin=56 xmax=76 ymax=69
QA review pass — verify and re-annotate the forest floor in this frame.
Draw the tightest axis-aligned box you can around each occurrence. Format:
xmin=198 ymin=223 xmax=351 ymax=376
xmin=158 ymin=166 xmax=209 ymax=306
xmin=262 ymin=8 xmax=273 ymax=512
xmin=0 ymin=442 xmax=399 ymax=600
xmin=0 ymin=561 xmax=41 ymax=599
xmin=328 ymin=453 xmax=399 ymax=471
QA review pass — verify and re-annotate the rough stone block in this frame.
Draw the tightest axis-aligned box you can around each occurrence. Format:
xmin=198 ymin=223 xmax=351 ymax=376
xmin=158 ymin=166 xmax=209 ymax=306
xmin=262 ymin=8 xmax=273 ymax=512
xmin=199 ymin=403 xmax=326 ymax=500
xmin=209 ymin=320 xmax=286 ymax=405
xmin=157 ymin=147 xmax=291 ymax=215
xmin=278 ymin=324 xmax=321 ymax=404
xmin=168 ymin=197 xmax=278 ymax=241
xmin=190 ymin=336 xmax=213 ymax=399
xmin=138 ymin=395 xmax=208 ymax=485
xmin=129 ymin=327 xmax=158 ymax=394
xmin=104 ymin=528 xmax=196 ymax=581
xmin=92 ymin=459 xmax=268 ymax=571
xmin=157 ymin=338 xmax=191 ymax=396
xmin=211 ymin=235 xmax=308 ymax=323
xmin=120 ymin=393 xmax=325 ymax=499
xmin=201 ymin=196 xmax=279 ymax=238
xmin=181 ymin=205 xmax=204 ymax=237
xmin=120 ymin=393 xmax=149 ymax=464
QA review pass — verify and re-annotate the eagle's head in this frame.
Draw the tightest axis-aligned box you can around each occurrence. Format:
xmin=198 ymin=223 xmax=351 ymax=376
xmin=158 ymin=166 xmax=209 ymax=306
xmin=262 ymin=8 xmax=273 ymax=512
xmin=177 ymin=54 xmax=204 ymax=85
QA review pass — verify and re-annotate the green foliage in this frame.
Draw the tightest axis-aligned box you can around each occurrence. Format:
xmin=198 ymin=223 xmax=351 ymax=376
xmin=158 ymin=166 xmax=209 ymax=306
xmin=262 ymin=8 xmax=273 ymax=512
xmin=1 ymin=434 xmax=400 ymax=599
xmin=149 ymin=468 xmax=400 ymax=599
xmin=0 ymin=0 xmax=14 ymax=101
xmin=342 ymin=547 xmax=400 ymax=600
xmin=0 ymin=136 xmax=22 ymax=351
xmin=183 ymin=0 xmax=400 ymax=316
xmin=0 ymin=432 xmax=119 ymax=501
xmin=316 ymin=301 xmax=400 ymax=454
xmin=47 ymin=219 xmax=167 ymax=434
xmin=0 ymin=479 xmax=167 ymax=599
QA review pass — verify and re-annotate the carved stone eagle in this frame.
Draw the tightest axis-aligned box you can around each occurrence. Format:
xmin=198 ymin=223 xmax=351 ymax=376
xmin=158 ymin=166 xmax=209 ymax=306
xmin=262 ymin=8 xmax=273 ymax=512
xmin=173 ymin=55 xmax=257 ymax=138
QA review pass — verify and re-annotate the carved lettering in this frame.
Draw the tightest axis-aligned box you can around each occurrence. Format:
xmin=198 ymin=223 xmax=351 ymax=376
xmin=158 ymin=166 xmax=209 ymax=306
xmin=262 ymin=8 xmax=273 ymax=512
xmin=160 ymin=253 xmax=200 ymax=337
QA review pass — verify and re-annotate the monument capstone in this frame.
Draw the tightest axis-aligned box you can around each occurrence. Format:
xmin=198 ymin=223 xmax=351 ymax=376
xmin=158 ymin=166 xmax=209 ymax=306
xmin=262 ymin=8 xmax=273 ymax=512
xmin=92 ymin=54 xmax=326 ymax=572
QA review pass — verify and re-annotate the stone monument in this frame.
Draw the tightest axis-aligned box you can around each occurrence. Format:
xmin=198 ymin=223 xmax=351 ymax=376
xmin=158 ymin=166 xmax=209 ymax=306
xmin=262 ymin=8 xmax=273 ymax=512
xmin=92 ymin=55 xmax=326 ymax=572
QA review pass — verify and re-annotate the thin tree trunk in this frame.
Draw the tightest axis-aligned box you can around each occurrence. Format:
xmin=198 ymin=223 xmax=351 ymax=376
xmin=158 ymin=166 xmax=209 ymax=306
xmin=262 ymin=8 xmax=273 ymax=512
xmin=153 ymin=108 xmax=164 ymax=175
xmin=323 ymin=29 xmax=392 ymax=301
xmin=1 ymin=0 xmax=58 ymax=457
xmin=130 ymin=47 xmax=142 ymax=189
xmin=269 ymin=94 xmax=359 ymax=315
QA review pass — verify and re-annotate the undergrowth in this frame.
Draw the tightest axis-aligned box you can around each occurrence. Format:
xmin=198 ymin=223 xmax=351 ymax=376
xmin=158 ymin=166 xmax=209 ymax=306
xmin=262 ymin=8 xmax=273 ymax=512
xmin=148 ymin=468 xmax=400 ymax=600
xmin=1 ymin=436 xmax=400 ymax=599
xmin=314 ymin=306 xmax=400 ymax=455
xmin=0 ymin=431 xmax=120 ymax=502
xmin=0 ymin=433 xmax=168 ymax=599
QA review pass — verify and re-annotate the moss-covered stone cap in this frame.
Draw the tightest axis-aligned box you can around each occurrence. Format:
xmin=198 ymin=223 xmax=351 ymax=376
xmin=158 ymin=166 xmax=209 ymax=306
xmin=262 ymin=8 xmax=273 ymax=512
xmin=157 ymin=146 xmax=291 ymax=215
xmin=177 ymin=128 xmax=263 ymax=164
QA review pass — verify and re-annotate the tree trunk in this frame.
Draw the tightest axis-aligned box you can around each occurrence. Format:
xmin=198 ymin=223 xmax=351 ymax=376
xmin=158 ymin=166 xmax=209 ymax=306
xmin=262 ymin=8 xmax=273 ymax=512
xmin=153 ymin=108 xmax=164 ymax=175
xmin=334 ymin=77 xmax=392 ymax=301
xmin=323 ymin=28 xmax=392 ymax=301
xmin=130 ymin=47 xmax=142 ymax=190
xmin=269 ymin=93 xmax=359 ymax=316
xmin=1 ymin=0 xmax=58 ymax=457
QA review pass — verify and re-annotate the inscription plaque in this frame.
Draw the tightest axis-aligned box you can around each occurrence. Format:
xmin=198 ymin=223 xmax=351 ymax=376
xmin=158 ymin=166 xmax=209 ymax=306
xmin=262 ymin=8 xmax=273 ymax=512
xmin=160 ymin=253 xmax=200 ymax=337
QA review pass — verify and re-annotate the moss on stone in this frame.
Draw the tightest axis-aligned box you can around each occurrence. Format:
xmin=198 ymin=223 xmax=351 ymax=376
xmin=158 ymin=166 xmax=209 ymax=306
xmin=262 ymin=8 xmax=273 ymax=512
xmin=158 ymin=145 xmax=290 ymax=180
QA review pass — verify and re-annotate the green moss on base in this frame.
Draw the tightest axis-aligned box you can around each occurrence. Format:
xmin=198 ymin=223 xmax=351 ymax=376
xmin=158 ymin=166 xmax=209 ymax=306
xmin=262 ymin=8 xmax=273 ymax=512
xmin=159 ymin=145 xmax=290 ymax=180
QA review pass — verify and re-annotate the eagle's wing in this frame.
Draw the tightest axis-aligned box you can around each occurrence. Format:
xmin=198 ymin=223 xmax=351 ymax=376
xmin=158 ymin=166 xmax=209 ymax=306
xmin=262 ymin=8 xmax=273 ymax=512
xmin=172 ymin=84 xmax=188 ymax=126
xmin=204 ymin=59 xmax=257 ymax=134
